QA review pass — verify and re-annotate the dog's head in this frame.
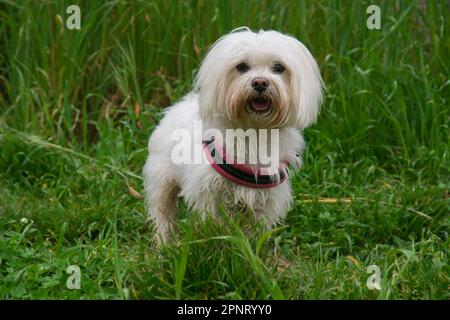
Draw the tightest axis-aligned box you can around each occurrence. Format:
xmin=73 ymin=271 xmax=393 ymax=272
xmin=195 ymin=27 xmax=323 ymax=129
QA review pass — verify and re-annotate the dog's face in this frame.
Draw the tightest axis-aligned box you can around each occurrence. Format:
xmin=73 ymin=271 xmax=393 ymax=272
xmin=195 ymin=28 xmax=323 ymax=129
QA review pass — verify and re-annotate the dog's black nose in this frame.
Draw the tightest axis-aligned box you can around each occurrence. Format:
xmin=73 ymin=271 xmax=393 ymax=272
xmin=251 ymin=77 xmax=269 ymax=92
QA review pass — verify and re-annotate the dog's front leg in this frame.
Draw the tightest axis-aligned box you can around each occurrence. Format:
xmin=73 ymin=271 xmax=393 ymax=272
xmin=145 ymin=178 xmax=180 ymax=244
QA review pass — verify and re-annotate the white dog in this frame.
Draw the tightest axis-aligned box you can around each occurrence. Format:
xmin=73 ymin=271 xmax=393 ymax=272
xmin=143 ymin=27 xmax=323 ymax=243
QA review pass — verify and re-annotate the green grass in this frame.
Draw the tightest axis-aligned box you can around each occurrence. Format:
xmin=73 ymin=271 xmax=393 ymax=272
xmin=0 ymin=0 xmax=449 ymax=299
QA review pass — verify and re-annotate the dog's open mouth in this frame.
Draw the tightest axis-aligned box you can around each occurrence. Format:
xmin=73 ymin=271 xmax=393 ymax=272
xmin=248 ymin=97 xmax=271 ymax=114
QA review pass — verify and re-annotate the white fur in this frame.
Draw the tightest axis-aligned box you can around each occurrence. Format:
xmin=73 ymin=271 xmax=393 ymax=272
xmin=143 ymin=28 xmax=323 ymax=243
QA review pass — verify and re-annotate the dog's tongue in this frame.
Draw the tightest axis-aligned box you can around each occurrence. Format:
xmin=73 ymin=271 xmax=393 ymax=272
xmin=250 ymin=98 xmax=270 ymax=112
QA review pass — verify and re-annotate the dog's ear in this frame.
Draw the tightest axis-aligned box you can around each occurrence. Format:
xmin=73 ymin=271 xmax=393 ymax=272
xmin=194 ymin=59 xmax=224 ymax=122
xmin=284 ymin=35 xmax=324 ymax=129
xmin=194 ymin=32 xmax=236 ymax=123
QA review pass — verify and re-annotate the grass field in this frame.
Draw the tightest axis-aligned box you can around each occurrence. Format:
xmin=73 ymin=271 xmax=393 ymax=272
xmin=0 ymin=0 xmax=449 ymax=299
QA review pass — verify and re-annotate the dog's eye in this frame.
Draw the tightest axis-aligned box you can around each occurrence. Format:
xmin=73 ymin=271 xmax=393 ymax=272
xmin=272 ymin=63 xmax=285 ymax=74
xmin=236 ymin=63 xmax=250 ymax=73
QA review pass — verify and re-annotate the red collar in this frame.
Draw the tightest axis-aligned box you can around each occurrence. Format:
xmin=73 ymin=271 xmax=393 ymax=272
xmin=203 ymin=138 xmax=289 ymax=188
